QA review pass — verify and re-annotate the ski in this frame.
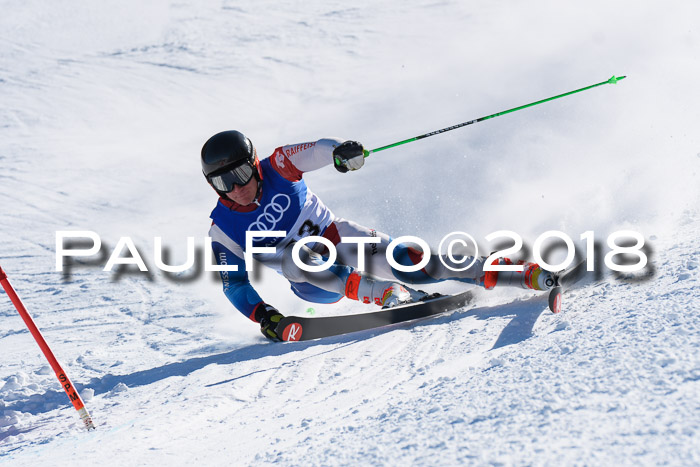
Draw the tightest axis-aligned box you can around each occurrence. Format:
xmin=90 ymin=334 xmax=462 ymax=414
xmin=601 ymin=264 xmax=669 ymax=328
xmin=275 ymin=291 xmax=474 ymax=342
xmin=547 ymin=259 xmax=589 ymax=313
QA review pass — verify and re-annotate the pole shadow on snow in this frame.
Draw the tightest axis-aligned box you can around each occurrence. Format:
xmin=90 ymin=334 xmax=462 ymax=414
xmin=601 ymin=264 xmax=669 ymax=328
xmin=4 ymin=295 xmax=548 ymax=417
xmin=3 ymin=337 xmax=359 ymax=417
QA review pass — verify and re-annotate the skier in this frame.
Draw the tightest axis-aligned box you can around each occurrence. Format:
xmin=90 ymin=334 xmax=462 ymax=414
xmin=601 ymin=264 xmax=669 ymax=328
xmin=202 ymin=130 xmax=555 ymax=340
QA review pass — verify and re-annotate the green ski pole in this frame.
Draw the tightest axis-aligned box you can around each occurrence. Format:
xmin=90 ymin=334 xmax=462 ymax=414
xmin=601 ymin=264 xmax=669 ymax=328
xmin=359 ymin=75 xmax=626 ymax=158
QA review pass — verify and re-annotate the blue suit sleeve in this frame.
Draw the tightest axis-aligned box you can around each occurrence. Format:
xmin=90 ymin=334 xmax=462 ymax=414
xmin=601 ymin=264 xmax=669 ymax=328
xmin=211 ymin=241 xmax=263 ymax=320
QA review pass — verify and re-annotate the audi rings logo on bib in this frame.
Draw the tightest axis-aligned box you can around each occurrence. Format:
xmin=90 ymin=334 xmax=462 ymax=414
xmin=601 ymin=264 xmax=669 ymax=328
xmin=248 ymin=194 xmax=292 ymax=231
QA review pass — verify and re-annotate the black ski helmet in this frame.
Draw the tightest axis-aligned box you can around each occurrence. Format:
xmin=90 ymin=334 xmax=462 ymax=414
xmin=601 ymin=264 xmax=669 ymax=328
xmin=201 ymin=130 xmax=260 ymax=195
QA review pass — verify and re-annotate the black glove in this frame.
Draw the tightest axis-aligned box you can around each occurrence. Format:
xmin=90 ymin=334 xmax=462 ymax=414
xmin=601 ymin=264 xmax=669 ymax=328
xmin=333 ymin=140 xmax=365 ymax=173
xmin=254 ymin=303 xmax=285 ymax=341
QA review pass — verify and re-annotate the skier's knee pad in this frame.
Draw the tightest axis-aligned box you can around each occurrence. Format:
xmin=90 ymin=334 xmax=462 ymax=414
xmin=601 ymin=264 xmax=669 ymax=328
xmin=390 ymin=243 xmax=435 ymax=284
xmin=281 ymin=244 xmax=308 ymax=283
xmin=281 ymin=243 xmax=353 ymax=291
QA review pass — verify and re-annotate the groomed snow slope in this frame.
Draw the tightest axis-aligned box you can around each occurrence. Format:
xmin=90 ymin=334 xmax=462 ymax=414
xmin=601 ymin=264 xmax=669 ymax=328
xmin=1 ymin=1 xmax=699 ymax=465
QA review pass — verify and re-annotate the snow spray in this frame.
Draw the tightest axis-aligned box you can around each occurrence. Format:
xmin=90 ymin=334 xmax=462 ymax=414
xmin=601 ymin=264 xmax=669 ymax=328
xmin=0 ymin=266 xmax=96 ymax=431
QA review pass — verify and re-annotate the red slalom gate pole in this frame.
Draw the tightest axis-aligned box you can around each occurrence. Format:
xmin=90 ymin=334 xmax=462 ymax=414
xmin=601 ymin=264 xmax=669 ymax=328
xmin=0 ymin=265 xmax=95 ymax=430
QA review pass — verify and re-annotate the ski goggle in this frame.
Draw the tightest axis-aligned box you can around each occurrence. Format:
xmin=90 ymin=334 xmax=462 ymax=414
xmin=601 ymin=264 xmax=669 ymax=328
xmin=207 ymin=162 xmax=255 ymax=192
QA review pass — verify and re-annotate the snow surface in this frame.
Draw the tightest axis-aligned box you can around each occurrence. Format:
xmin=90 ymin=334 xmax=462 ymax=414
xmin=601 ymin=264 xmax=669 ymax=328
xmin=1 ymin=0 xmax=699 ymax=465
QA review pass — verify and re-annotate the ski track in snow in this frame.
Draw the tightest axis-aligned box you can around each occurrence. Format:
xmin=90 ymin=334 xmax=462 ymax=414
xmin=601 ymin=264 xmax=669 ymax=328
xmin=1 ymin=0 xmax=699 ymax=465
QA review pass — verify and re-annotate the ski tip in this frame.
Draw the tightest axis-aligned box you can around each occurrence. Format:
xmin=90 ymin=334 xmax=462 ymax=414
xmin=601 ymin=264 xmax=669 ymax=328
xmin=548 ymin=286 xmax=563 ymax=313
